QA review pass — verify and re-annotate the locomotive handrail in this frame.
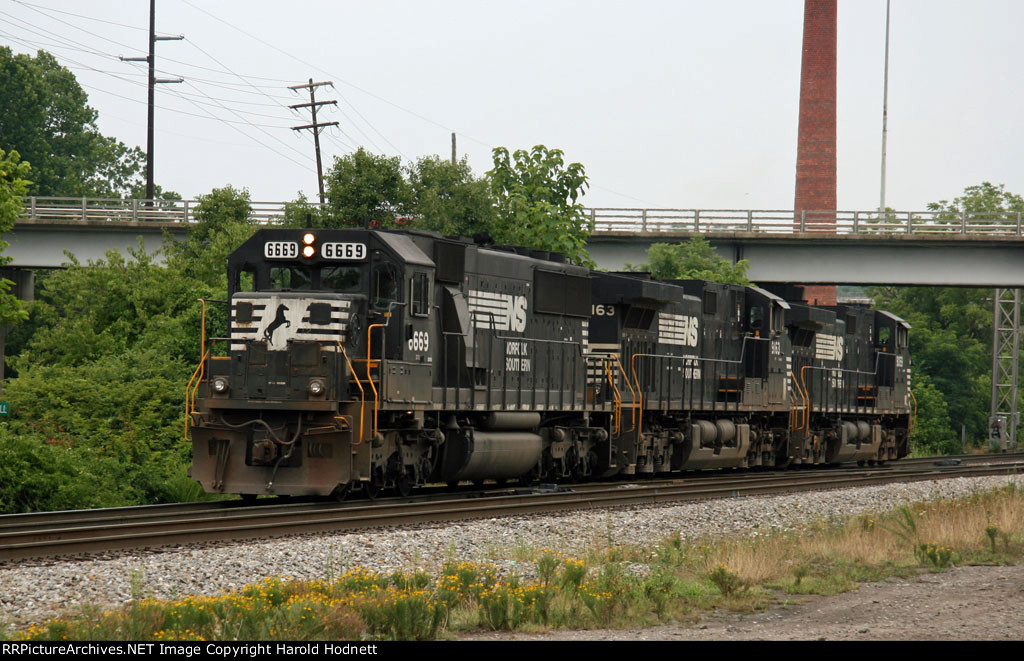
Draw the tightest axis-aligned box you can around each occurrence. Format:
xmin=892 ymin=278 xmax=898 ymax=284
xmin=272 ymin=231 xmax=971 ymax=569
xmin=185 ymin=347 xmax=211 ymax=440
xmin=366 ymin=323 xmax=384 ymax=439
xmin=586 ymin=352 xmax=638 ymax=431
xmin=795 ymin=353 xmax=903 ymax=431
xmin=364 ymin=301 xmax=403 ymax=438
xmin=791 ymin=370 xmax=808 ymax=431
xmin=628 ymin=336 xmax=770 ymax=445
xmin=336 ymin=341 xmax=366 ymax=444
xmin=494 ymin=333 xmax=586 ymax=412
xmin=601 ymin=358 xmax=623 ymax=435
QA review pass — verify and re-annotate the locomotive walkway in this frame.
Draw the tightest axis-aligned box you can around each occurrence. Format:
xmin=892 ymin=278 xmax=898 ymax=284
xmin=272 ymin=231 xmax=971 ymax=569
xmin=6 ymin=199 xmax=1024 ymax=286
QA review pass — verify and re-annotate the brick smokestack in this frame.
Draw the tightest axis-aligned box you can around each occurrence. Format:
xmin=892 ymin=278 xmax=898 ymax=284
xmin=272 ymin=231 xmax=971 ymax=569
xmin=794 ymin=0 xmax=837 ymax=306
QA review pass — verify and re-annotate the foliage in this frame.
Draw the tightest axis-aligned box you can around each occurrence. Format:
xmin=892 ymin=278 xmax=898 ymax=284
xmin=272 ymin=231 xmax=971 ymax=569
xmin=927 ymin=182 xmax=1024 ymax=220
xmin=407 ymin=155 xmax=495 ymax=236
xmin=321 ymin=148 xmax=412 ymax=228
xmin=0 ymin=48 xmax=146 ymax=198
xmin=487 ymin=145 xmax=593 ymax=266
xmin=0 ymin=184 xmax=256 ymax=513
xmin=626 ymin=237 xmax=751 ymax=285
xmin=0 ymin=148 xmax=30 ymax=326
xmin=907 ymin=372 xmax=960 ymax=455
xmin=165 ymin=185 xmax=257 ymax=285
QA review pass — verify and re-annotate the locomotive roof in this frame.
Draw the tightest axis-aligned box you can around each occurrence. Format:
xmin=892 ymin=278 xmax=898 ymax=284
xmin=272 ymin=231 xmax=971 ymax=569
xmin=377 ymin=232 xmax=435 ymax=267
xmin=747 ymin=285 xmax=791 ymax=310
xmin=876 ymin=309 xmax=912 ymax=329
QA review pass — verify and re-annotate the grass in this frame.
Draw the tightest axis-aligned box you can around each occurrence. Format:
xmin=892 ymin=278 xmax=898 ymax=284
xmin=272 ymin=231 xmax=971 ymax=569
xmin=3 ymin=481 xmax=1022 ymax=641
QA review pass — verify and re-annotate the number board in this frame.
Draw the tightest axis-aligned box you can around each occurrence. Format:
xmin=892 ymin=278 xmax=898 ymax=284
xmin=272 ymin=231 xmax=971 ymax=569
xmin=321 ymin=242 xmax=367 ymax=260
xmin=264 ymin=241 xmax=298 ymax=259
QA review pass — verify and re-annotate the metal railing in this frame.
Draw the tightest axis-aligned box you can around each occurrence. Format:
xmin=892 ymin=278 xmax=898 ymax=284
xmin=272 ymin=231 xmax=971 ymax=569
xmin=18 ymin=197 xmax=322 ymax=225
xmin=586 ymin=207 xmax=1024 ymax=236
xmin=16 ymin=197 xmax=1024 ymax=237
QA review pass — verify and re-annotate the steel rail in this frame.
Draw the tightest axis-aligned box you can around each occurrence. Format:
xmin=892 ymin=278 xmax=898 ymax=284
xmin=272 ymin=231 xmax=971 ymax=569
xmin=1 ymin=458 xmax=1021 ymax=563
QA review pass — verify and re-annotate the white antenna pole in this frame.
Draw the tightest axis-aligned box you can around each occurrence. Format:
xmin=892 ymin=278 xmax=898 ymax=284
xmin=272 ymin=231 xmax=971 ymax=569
xmin=879 ymin=0 xmax=891 ymax=215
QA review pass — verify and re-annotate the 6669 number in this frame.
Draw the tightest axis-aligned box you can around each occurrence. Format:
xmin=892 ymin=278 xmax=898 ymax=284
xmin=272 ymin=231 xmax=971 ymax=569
xmin=322 ymin=242 xmax=367 ymax=260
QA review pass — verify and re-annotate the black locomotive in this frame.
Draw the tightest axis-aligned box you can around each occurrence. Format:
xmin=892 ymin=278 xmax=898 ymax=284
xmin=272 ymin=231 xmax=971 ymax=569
xmin=188 ymin=227 xmax=912 ymax=498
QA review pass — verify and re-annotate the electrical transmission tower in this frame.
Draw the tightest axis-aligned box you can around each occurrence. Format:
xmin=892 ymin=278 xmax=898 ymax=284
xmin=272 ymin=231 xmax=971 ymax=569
xmin=120 ymin=0 xmax=183 ymax=205
xmin=289 ymin=79 xmax=339 ymax=204
xmin=990 ymin=289 xmax=1020 ymax=451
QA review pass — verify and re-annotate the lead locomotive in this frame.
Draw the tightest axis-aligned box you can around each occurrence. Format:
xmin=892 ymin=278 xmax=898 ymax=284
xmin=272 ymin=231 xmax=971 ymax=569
xmin=188 ymin=228 xmax=912 ymax=498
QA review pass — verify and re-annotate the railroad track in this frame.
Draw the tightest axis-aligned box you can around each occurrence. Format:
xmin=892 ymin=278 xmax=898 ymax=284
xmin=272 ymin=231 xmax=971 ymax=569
xmin=2 ymin=454 xmax=1021 ymax=563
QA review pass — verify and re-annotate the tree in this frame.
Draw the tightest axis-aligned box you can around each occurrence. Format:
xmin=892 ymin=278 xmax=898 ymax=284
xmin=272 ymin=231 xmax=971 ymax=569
xmin=868 ymin=181 xmax=1024 ymax=451
xmin=407 ymin=155 xmax=495 ymax=236
xmin=165 ymin=185 xmax=256 ymax=285
xmin=487 ymin=145 xmax=593 ymax=266
xmin=321 ymin=148 xmax=412 ymax=228
xmin=0 ymin=148 xmax=30 ymax=326
xmin=0 ymin=48 xmax=147 ymax=198
xmin=626 ymin=237 xmax=751 ymax=285
xmin=928 ymin=182 xmax=1024 ymax=221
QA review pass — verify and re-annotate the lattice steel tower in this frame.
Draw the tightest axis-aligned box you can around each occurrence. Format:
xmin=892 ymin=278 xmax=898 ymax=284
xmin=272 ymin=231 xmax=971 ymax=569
xmin=989 ymin=289 xmax=1020 ymax=450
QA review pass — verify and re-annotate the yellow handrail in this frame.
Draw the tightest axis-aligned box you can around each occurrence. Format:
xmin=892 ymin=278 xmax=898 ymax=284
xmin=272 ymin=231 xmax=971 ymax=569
xmin=603 ymin=358 xmax=622 ymax=436
xmin=790 ymin=370 xmax=807 ymax=431
xmin=337 ymin=341 xmax=365 ymax=444
xmin=366 ymin=323 xmax=385 ymax=439
xmin=185 ymin=347 xmax=210 ymax=440
xmin=799 ymin=365 xmax=813 ymax=431
xmin=630 ymin=353 xmax=645 ymax=445
xmin=612 ymin=353 xmax=638 ymax=432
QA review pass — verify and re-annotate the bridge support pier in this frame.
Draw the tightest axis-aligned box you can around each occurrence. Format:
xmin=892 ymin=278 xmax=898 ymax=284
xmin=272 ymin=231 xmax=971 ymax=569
xmin=989 ymin=288 xmax=1020 ymax=450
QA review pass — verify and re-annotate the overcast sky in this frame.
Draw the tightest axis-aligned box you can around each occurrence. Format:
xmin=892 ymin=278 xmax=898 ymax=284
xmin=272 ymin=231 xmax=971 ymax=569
xmin=2 ymin=0 xmax=1021 ymax=211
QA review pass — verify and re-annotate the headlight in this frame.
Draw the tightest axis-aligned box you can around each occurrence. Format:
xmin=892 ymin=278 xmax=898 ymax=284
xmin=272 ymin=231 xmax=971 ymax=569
xmin=212 ymin=377 xmax=229 ymax=393
xmin=309 ymin=379 xmax=325 ymax=396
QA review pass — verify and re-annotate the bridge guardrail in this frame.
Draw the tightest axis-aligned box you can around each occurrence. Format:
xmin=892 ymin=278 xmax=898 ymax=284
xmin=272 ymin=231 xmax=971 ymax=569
xmin=16 ymin=198 xmax=1024 ymax=237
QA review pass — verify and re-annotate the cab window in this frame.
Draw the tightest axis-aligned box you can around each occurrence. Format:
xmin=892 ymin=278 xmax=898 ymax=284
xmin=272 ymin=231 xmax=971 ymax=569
xmin=372 ymin=264 xmax=400 ymax=309
xmin=410 ymin=272 xmax=430 ymax=316
xmin=321 ymin=266 xmax=361 ymax=291
xmin=270 ymin=266 xmax=312 ymax=290
xmin=748 ymin=305 xmax=764 ymax=333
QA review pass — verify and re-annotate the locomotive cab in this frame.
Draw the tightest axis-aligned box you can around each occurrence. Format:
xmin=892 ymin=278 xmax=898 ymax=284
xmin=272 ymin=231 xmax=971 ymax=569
xmin=190 ymin=228 xmax=437 ymax=497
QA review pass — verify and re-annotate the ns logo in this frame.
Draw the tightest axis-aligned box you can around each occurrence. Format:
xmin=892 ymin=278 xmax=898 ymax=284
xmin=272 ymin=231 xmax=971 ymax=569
xmin=508 ymin=295 xmax=527 ymax=333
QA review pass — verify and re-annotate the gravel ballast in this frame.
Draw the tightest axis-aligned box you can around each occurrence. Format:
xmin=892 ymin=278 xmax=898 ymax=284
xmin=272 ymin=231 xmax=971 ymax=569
xmin=1 ymin=474 xmax=1022 ymax=629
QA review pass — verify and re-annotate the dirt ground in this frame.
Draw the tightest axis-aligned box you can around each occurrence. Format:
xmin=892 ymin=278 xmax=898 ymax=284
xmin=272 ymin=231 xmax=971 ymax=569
xmin=459 ymin=564 xmax=1024 ymax=641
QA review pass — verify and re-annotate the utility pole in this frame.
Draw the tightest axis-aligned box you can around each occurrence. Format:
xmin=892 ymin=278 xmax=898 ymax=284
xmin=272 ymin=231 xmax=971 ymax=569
xmin=121 ymin=0 xmax=183 ymax=206
xmin=289 ymin=79 xmax=338 ymax=205
xmin=451 ymin=132 xmax=456 ymax=165
xmin=879 ymin=0 xmax=891 ymax=216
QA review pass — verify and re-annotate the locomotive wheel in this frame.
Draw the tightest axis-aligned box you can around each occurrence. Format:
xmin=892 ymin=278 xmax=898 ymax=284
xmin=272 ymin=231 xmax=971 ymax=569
xmin=332 ymin=483 xmax=350 ymax=503
xmin=396 ymin=474 xmax=413 ymax=498
xmin=364 ymin=480 xmax=380 ymax=500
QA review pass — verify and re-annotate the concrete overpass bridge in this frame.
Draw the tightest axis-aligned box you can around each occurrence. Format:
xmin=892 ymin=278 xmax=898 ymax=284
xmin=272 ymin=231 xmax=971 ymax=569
xmin=7 ymin=200 xmax=1024 ymax=288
